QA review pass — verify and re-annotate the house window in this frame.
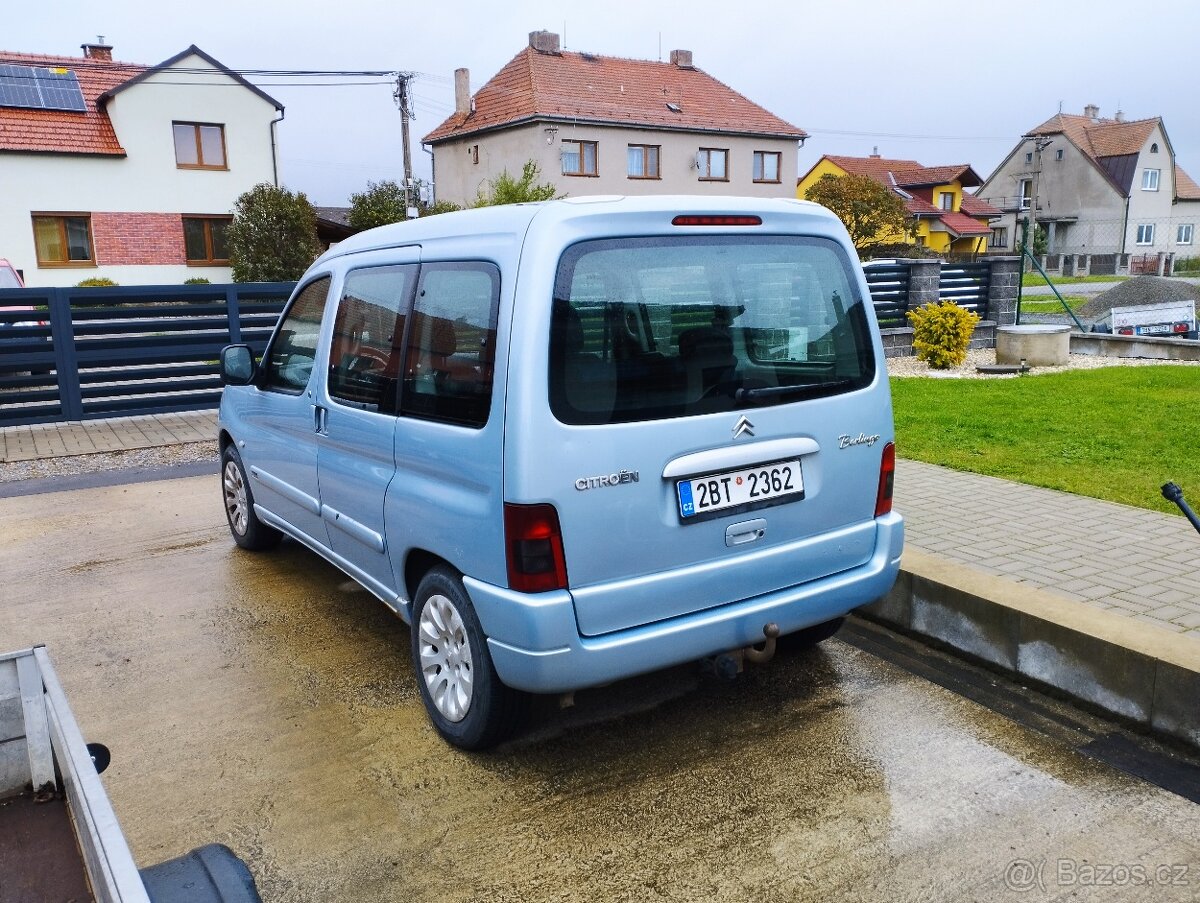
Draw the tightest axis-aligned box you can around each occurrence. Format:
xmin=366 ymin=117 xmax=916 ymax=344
xmin=1055 ymin=149 xmax=1064 ymax=161
xmin=697 ymin=147 xmax=728 ymax=181
xmin=1178 ymin=224 xmax=1194 ymax=245
xmin=939 ymin=191 xmax=954 ymax=211
xmin=991 ymin=227 xmax=1009 ymax=248
xmin=32 ymin=214 xmax=94 ymax=266
xmin=1019 ymin=179 xmax=1033 ymax=209
xmin=1136 ymin=224 xmax=1155 ymax=245
xmin=173 ymin=122 xmax=227 ymax=169
xmin=1151 ymin=143 xmax=1159 ymax=153
xmin=1025 ymin=152 xmax=1033 ymax=164
xmin=753 ymin=151 xmax=781 ymax=183
xmin=183 ymin=216 xmax=232 ymax=265
xmin=627 ymin=144 xmax=660 ymax=179
xmin=1142 ymin=169 xmax=1160 ymax=191
xmin=561 ymin=140 xmax=598 ymax=177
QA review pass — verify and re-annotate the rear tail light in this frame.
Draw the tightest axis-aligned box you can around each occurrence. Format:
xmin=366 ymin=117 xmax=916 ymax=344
xmin=1174 ymin=322 xmax=1189 ymax=334
xmin=504 ymin=503 xmax=568 ymax=593
xmin=875 ymin=442 xmax=895 ymax=517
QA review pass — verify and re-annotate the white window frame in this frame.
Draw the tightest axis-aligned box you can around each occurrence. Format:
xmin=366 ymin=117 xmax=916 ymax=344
xmin=1019 ymin=179 xmax=1033 ymax=210
xmin=938 ymin=191 xmax=954 ymax=211
xmin=1141 ymin=168 xmax=1160 ymax=191
xmin=1055 ymin=149 xmax=1064 ymax=161
xmin=1177 ymin=224 xmax=1194 ymax=246
xmin=1136 ymin=224 xmax=1155 ymax=245
xmin=990 ymin=227 xmax=1008 ymax=248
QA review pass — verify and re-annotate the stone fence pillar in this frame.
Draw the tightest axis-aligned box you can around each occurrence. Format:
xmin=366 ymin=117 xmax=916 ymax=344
xmin=905 ymin=259 xmax=940 ymax=309
xmin=985 ymin=256 xmax=1020 ymax=326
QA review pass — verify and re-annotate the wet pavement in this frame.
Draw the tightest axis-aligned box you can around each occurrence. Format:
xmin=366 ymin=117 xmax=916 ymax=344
xmin=1 ymin=475 xmax=1197 ymax=902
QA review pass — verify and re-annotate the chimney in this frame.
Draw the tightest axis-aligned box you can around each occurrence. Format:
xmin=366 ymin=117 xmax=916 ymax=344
xmin=529 ymin=31 xmax=561 ymax=54
xmin=1083 ymin=103 xmax=1100 ymax=121
xmin=1114 ymin=109 xmax=1125 ymax=123
xmin=870 ymin=146 xmax=880 ymax=158
xmin=669 ymin=49 xmax=693 ymax=68
xmin=454 ymin=68 xmax=471 ymax=116
xmin=81 ymin=36 xmax=113 ymax=61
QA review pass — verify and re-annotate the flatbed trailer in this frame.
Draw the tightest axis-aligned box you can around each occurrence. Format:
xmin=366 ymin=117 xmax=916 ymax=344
xmin=1 ymin=646 xmax=261 ymax=903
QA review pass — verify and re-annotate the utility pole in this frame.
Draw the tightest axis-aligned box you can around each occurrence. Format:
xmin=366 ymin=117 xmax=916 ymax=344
xmin=394 ymin=72 xmax=416 ymax=217
xmin=1025 ymin=136 xmax=1053 ymax=256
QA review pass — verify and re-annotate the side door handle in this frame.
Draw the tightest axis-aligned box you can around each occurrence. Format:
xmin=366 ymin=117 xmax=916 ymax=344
xmin=313 ymin=404 xmax=328 ymax=435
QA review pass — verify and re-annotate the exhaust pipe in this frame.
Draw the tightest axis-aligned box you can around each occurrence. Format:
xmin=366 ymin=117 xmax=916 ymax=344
xmin=1162 ymin=483 xmax=1200 ymax=536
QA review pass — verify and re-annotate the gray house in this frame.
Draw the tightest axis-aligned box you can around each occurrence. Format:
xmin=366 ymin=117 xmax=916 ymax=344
xmin=978 ymin=105 xmax=1200 ymax=264
xmin=422 ymin=31 xmax=806 ymax=207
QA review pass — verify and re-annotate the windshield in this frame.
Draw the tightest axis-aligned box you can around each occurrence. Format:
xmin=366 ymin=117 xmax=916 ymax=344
xmin=549 ymin=235 xmax=876 ymax=425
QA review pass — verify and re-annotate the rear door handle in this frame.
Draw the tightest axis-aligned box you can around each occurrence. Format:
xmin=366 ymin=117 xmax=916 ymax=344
xmin=313 ymin=404 xmax=328 ymax=435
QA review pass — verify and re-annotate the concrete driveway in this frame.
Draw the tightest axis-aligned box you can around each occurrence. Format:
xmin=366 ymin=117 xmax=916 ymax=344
xmin=1 ymin=475 xmax=1197 ymax=902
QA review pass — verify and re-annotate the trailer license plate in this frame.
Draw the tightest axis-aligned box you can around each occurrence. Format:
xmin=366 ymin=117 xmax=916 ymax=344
xmin=677 ymin=459 xmax=803 ymax=519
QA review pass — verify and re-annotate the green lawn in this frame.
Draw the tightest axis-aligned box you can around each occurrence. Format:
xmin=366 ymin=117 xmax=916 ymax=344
xmin=1019 ymin=294 xmax=1089 ymax=314
xmin=1021 ymin=273 xmax=1128 ymax=287
xmin=891 ymin=366 xmax=1199 ymax=516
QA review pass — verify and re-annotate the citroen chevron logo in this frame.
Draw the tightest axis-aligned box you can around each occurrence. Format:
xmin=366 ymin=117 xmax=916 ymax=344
xmin=732 ymin=416 xmax=755 ymax=440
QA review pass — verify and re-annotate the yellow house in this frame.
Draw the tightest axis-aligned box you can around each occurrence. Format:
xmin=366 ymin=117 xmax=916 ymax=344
xmin=797 ymin=154 xmax=1001 ymax=256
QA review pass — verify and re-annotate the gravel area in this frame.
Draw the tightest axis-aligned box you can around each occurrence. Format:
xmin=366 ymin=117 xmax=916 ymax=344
xmin=887 ymin=349 xmax=1200 ymax=379
xmin=0 ymin=442 xmax=217 ymax=484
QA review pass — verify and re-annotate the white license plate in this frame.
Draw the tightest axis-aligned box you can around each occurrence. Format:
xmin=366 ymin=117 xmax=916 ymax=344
xmin=677 ymin=459 xmax=804 ymax=519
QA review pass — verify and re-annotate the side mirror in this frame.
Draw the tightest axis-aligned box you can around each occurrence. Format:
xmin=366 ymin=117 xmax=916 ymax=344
xmin=220 ymin=344 xmax=256 ymax=386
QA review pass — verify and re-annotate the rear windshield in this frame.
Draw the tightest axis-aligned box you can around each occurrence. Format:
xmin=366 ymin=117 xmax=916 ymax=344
xmin=550 ymin=235 xmax=876 ymax=425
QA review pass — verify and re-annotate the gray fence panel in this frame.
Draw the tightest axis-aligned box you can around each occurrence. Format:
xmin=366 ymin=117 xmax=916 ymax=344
xmin=0 ymin=282 xmax=293 ymax=427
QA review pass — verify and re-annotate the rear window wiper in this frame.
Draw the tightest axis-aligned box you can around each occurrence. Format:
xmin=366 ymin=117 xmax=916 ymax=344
xmin=735 ymin=379 xmax=854 ymax=401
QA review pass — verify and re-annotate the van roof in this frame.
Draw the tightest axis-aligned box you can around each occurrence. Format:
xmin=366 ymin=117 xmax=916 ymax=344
xmin=315 ymin=195 xmax=836 ymax=265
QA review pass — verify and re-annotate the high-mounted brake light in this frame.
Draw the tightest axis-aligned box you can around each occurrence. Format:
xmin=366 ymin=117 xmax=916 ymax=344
xmin=671 ymin=215 xmax=762 ymax=226
xmin=504 ymin=503 xmax=569 ymax=593
xmin=875 ymin=442 xmax=896 ymax=518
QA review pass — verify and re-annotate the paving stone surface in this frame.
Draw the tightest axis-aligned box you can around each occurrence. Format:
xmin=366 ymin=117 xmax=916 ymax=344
xmin=1 ymin=413 xmax=1196 ymax=638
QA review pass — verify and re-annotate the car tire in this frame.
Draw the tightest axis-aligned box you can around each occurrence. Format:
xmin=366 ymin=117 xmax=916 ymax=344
xmin=411 ymin=566 xmax=524 ymax=750
xmin=221 ymin=444 xmax=282 ymax=551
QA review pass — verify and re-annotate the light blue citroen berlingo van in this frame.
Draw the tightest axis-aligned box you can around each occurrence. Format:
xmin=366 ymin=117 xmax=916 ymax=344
xmin=218 ymin=195 xmax=903 ymax=749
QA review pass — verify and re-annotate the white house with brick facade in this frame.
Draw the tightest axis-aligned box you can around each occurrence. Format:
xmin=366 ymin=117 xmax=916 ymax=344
xmin=0 ymin=41 xmax=282 ymax=286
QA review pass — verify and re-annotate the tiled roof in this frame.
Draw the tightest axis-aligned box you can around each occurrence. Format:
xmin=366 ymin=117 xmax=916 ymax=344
xmin=960 ymin=193 xmax=1002 ymax=217
xmin=423 ymin=47 xmax=805 ymax=144
xmin=1031 ymin=113 xmax=1160 ymax=159
xmin=892 ymin=164 xmax=982 ymax=189
xmin=1176 ymin=166 xmax=1200 ymax=200
xmin=937 ymin=211 xmax=992 ymax=236
xmin=822 ymin=155 xmax=921 ymax=182
xmin=0 ymin=50 xmax=145 ymax=155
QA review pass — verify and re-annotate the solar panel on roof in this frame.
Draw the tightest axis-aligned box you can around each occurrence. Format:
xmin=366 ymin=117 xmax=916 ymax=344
xmin=0 ymin=64 xmax=87 ymax=112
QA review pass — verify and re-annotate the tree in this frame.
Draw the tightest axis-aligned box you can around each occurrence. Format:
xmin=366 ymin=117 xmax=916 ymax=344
xmin=227 ymin=183 xmax=321 ymax=282
xmin=803 ymin=173 xmax=909 ymax=251
xmin=348 ymin=179 xmax=409 ymax=230
xmin=474 ymin=160 xmax=560 ymax=207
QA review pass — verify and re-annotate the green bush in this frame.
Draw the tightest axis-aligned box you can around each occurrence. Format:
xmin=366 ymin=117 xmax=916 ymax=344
xmin=184 ymin=276 xmax=211 ymax=284
xmin=75 ymin=277 xmax=118 ymax=287
xmin=861 ymin=242 xmax=943 ymax=261
xmin=906 ymin=300 xmax=980 ymax=369
xmin=1174 ymin=256 xmax=1200 ymax=274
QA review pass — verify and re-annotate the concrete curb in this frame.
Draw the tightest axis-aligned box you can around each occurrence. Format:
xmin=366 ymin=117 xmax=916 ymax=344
xmin=859 ymin=548 xmax=1200 ymax=750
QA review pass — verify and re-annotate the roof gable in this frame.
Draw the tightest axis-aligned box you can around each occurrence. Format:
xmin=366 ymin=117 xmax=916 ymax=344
xmin=1027 ymin=112 xmax=1164 ymax=197
xmin=424 ymin=46 xmax=805 ymax=144
xmin=99 ymin=44 xmax=282 ymax=111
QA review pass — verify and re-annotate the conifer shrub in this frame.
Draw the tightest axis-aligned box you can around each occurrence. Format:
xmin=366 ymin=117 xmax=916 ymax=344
xmin=906 ymin=300 xmax=980 ymax=369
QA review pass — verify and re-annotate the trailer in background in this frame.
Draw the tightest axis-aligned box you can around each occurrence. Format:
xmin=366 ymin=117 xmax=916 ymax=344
xmin=1107 ymin=300 xmax=1197 ymax=339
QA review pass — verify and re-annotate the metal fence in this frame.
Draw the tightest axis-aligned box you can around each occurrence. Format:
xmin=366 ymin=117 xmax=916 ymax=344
xmin=0 ymin=283 xmax=293 ymax=427
xmin=863 ymin=260 xmax=991 ymax=328
xmin=862 ymin=264 xmax=912 ymax=328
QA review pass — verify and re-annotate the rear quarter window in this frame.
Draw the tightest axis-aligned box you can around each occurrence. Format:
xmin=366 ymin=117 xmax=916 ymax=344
xmin=549 ymin=236 xmax=875 ymax=425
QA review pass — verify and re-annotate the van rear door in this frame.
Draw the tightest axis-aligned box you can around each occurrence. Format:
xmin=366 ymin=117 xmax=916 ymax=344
xmin=515 ymin=233 xmax=891 ymax=637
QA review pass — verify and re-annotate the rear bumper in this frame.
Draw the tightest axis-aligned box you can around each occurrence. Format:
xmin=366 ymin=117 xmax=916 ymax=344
xmin=466 ymin=512 xmax=904 ymax=694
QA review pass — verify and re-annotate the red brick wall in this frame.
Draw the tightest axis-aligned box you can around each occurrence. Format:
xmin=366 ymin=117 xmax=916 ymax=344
xmin=91 ymin=212 xmax=187 ymax=266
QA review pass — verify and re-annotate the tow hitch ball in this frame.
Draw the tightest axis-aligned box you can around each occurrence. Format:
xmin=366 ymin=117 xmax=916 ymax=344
xmin=709 ymin=623 xmax=781 ymax=680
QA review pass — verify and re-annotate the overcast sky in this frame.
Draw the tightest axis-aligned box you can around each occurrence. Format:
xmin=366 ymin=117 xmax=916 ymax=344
xmin=12 ymin=0 xmax=1200 ymax=207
